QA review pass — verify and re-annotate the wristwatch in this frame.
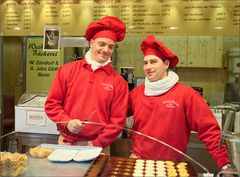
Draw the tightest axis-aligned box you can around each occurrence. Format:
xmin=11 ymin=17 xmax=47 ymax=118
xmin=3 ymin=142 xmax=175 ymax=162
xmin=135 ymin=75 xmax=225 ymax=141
xmin=222 ymin=164 xmax=232 ymax=170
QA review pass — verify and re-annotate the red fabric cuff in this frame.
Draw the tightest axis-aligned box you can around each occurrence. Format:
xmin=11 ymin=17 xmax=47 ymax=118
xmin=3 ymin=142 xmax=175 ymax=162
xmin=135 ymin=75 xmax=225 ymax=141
xmin=92 ymin=139 xmax=103 ymax=148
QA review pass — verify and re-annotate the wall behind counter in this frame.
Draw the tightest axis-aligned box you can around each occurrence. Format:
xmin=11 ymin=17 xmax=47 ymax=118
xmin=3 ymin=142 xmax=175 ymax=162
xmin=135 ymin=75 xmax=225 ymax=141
xmin=2 ymin=37 xmax=23 ymax=104
xmin=1 ymin=35 xmax=239 ymax=106
xmin=116 ymin=35 xmax=240 ymax=105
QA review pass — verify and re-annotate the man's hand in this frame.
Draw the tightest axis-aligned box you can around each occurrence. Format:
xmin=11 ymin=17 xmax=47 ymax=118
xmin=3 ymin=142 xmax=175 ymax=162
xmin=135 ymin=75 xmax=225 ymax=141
xmin=222 ymin=165 xmax=238 ymax=177
xmin=67 ymin=119 xmax=83 ymax=134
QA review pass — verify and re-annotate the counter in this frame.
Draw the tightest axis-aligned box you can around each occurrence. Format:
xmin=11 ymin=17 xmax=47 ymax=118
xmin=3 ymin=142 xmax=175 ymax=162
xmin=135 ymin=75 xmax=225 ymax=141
xmin=23 ymin=154 xmax=92 ymax=176
xmin=6 ymin=132 xmax=218 ymax=174
xmin=14 ymin=132 xmax=58 ymax=152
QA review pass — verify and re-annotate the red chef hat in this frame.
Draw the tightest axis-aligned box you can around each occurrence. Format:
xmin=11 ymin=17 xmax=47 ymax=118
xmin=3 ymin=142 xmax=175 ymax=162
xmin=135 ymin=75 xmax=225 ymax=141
xmin=141 ymin=35 xmax=179 ymax=68
xmin=85 ymin=16 xmax=126 ymax=42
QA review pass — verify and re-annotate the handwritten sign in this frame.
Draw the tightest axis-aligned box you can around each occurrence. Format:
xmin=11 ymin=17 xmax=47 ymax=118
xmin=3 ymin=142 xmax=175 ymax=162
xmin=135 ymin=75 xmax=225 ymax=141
xmin=26 ymin=37 xmax=63 ymax=92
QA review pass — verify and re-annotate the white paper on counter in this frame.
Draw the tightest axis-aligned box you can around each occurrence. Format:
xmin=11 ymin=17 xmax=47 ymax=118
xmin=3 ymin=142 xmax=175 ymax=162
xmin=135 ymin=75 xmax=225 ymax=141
xmin=43 ymin=144 xmax=102 ymax=162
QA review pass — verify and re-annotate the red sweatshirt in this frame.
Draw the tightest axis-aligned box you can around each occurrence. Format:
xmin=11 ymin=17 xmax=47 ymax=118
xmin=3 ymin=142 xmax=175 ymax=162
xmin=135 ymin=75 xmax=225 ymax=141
xmin=128 ymin=82 xmax=230 ymax=169
xmin=45 ymin=58 xmax=128 ymax=148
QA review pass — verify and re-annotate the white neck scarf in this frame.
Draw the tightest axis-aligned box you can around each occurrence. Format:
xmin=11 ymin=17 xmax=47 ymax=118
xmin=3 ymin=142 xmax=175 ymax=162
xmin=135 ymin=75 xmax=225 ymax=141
xmin=85 ymin=49 xmax=111 ymax=71
xmin=144 ymin=70 xmax=179 ymax=96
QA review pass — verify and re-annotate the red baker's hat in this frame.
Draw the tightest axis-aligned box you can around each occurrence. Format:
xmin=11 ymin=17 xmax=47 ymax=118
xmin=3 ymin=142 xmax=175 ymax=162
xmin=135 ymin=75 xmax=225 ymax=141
xmin=141 ymin=35 xmax=179 ymax=68
xmin=85 ymin=16 xmax=126 ymax=42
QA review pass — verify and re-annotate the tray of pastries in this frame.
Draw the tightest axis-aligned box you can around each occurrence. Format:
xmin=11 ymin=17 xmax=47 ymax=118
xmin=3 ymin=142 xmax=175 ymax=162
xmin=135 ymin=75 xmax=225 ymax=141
xmin=0 ymin=151 xmax=28 ymax=177
xmin=101 ymin=156 xmax=197 ymax=177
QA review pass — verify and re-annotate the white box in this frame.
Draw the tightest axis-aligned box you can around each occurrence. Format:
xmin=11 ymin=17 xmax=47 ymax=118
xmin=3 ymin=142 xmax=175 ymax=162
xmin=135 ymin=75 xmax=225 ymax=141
xmin=15 ymin=96 xmax=59 ymax=134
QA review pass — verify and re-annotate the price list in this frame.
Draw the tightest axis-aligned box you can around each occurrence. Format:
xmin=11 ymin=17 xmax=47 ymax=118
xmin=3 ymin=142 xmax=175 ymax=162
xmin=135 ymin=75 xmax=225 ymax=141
xmin=42 ymin=2 xmax=61 ymax=26
xmin=120 ymin=4 xmax=130 ymax=26
xmin=3 ymin=1 xmax=22 ymax=32
xmin=0 ymin=0 xmax=239 ymax=36
xmin=128 ymin=1 xmax=173 ymax=35
xmin=92 ymin=2 xmax=121 ymax=21
xmin=62 ymin=3 xmax=71 ymax=26
xmin=233 ymin=3 xmax=240 ymax=27
xmin=23 ymin=6 xmax=32 ymax=31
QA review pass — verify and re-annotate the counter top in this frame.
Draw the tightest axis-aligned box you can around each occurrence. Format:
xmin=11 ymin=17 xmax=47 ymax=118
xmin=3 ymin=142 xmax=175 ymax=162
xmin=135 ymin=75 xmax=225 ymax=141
xmin=22 ymin=154 xmax=92 ymax=176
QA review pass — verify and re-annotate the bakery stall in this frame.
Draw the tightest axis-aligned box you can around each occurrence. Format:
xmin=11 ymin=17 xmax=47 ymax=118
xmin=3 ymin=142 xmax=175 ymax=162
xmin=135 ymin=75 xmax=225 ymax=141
xmin=1 ymin=0 xmax=240 ymax=176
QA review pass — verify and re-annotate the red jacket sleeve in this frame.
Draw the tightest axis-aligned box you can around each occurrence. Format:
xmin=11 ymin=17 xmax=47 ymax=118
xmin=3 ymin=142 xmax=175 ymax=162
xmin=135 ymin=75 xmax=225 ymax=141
xmin=185 ymin=91 xmax=230 ymax=169
xmin=45 ymin=66 xmax=70 ymax=132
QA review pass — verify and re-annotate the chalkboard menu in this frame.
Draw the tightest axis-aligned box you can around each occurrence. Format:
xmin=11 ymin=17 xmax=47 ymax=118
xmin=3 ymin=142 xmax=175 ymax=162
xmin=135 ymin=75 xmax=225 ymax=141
xmin=0 ymin=0 xmax=239 ymax=36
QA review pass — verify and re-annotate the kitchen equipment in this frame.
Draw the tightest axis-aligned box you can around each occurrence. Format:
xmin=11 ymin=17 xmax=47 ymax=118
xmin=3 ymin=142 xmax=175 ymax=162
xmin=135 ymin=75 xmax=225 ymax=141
xmin=225 ymin=83 xmax=240 ymax=103
xmin=120 ymin=67 xmax=135 ymax=91
xmin=220 ymin=132 xmax=240 ymax=173
xmin=225 ymin=47 xmax=240 ymax=103
xmin=120 ymin=67 xmax=134 ymax=83
xmin=227 ymin=47 xmax=240 ymax=74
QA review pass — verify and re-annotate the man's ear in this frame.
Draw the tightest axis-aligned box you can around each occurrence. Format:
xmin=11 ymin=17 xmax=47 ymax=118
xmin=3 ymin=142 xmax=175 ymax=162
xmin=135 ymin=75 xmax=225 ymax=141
xmin=164 ymin=60 xmax=170 ymax=69
xmin=89 ymin=39 xmax=94 ymax=48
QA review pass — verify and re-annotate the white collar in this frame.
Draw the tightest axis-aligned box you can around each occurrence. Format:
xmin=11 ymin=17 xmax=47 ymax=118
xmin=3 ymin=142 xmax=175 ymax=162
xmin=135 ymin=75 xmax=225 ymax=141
xmin=144 ymin=70 xmax=179 ymax=96
xmin=85 ymin=49 xmax=111 ymax=71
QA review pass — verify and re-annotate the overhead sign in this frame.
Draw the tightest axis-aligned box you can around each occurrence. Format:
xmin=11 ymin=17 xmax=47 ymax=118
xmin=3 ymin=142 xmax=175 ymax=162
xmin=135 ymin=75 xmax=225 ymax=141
xmin=0 ymin=0 xmax=239 ymax=36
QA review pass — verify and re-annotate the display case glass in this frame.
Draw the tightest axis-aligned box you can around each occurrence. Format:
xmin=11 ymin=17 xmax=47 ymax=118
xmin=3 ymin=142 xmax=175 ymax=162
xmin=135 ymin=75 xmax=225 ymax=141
xmin=17 ymin=92 xmax=47 ymax=108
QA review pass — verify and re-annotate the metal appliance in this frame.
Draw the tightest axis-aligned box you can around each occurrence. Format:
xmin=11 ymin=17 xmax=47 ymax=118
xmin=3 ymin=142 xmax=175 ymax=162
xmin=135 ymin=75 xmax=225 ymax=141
xmin=225 ymin=47 xmax=240 ymax=103
xmin=120 ymin=67 xmax=135 ymax=91
xmin=225 ymin=83 xmax=240 ymax=103
xmin=220 ymin=132 xmax=240 ymax=173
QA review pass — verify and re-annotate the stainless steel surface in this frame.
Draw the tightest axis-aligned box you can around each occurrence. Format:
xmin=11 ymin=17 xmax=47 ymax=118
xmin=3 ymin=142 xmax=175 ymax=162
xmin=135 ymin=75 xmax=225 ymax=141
xmin=225 ymin=83 xmax=240 ymax=103
xmin=15 ymin=132 xmax=58 ymax=153
xmin=221 ymin=132 xmax=240 ymax=172
xmin=22 ymin=154 xmax=92 ymax=176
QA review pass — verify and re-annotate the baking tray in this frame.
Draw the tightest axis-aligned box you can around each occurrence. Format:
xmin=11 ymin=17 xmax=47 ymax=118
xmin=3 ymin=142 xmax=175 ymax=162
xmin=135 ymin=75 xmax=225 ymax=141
xmin=100 ymin=156 xmax=197 ymax=177
xmin=84 ymin=154 xmax=109 ymax=177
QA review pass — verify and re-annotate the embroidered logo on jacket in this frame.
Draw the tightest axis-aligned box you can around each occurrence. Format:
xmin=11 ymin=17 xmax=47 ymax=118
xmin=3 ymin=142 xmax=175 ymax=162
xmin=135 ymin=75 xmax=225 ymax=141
xmin=101 ymin=83 xmax=113 ymax=91
xmin=162 ymin=100 xmax=179 ymax=108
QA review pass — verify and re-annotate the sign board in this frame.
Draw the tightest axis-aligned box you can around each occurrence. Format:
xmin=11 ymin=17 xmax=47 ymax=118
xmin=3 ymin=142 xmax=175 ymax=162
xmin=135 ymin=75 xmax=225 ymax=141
xmin=0 ymin=0 xmax=239 ymax=36
xmin=26 ymin=37 xmax=64 ymax=92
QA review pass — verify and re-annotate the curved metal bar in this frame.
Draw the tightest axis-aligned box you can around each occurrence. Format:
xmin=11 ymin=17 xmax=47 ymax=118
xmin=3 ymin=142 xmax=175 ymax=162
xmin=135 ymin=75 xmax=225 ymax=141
xmin=84 ymin=121 xmax=210 ymax=173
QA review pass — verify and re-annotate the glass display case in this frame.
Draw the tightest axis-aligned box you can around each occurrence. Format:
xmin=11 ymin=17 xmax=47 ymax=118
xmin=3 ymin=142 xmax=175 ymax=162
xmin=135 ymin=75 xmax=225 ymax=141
xmin=15 ymin=92 xmax=59 ymax=135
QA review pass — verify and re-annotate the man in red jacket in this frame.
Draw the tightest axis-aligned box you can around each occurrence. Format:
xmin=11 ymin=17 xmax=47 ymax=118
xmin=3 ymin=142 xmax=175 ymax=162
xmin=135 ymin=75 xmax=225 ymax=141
xmin=45 ymin=16 xmax=128 ymax=152
xmin=128 ymin=34 xmax=236 ymax=176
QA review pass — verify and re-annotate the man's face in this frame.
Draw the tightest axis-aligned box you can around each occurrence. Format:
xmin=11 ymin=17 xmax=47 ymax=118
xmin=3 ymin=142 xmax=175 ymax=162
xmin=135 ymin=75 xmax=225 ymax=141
xmin=90 ymin=37 xmax=115 ymax=63
xmin=143 ymin=55 xmax=170 ymax=82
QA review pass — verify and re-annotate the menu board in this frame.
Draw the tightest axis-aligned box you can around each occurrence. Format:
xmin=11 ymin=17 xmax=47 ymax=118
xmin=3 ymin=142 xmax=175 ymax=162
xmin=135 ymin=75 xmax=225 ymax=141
xmin=0 ymin=0 xmax=239 ymax=36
